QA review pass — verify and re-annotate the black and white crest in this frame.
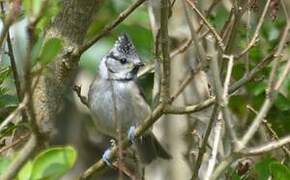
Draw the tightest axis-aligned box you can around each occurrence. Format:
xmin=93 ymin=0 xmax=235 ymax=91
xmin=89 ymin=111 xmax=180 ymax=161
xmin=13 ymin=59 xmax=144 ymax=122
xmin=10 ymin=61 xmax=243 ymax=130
xmin=114 ymin=33 xmax=136 ymax=55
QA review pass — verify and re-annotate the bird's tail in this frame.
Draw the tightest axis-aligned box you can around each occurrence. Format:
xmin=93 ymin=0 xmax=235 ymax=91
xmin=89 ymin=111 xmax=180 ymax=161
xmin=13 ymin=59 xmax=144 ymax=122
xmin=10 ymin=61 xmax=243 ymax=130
xmin=134 ymin=132 xmax=171 ymax=164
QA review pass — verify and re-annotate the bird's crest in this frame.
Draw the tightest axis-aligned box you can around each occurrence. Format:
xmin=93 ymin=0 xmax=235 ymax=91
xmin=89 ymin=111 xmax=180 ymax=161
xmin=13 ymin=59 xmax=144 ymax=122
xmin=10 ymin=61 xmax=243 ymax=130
xmin=114 ymin=33 xmax=136 ymax=55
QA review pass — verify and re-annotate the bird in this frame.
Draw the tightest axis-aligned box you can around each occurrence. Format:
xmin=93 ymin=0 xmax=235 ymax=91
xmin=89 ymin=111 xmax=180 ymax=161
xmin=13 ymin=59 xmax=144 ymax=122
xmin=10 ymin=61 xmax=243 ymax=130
xmin=88 ymin=33 xmax=171 ymax=165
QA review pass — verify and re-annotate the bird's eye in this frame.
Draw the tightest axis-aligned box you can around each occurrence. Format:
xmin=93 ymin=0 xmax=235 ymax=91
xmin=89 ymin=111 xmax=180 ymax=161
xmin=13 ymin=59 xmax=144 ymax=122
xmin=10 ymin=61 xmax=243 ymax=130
xmin=120 ymin=58 xmax=127 ymax=64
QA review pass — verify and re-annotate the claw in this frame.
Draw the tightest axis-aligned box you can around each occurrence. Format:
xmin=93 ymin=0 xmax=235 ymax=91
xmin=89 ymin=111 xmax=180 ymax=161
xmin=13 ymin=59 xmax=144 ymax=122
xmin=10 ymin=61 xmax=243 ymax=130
xmin=110 ymin=139 xmax=116 ymax=146
xmin=128 ymin=126 xmax=137 ymax=143
xmin=102 ymin=148 xmax=113 ymax=167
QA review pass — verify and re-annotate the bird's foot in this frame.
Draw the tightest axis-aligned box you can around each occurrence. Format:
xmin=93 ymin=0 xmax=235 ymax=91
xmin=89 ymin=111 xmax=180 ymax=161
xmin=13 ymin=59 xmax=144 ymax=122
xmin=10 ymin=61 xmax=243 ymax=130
xmin=102 ymin=148 xmax=113 ymax=167
xmin=110 ymin=139 xmax=116 ymax=146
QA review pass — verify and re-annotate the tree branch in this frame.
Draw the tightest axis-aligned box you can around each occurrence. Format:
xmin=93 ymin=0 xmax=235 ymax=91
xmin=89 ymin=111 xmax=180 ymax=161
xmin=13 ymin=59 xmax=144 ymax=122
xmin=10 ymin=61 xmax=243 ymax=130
xmin=235 ymin=0 xmax=271 ymax=59
xmin=75 ymin=0 xmax=147 ymax=56
xmin=186 ymin=0 xmax=225 ymax=51
xmin=160 ymin=0 xmax=171 ymax=105
xmin=204 ymin=118 xmax=223 ymax=180
xmin=241 ymin=135 xmax=290 ymax=155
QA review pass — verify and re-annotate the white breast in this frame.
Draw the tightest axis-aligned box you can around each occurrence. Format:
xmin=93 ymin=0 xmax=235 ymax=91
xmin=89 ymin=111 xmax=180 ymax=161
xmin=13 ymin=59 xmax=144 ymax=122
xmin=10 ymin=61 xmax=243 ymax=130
xmin=88 ymin=78 xmax=151 ymax=138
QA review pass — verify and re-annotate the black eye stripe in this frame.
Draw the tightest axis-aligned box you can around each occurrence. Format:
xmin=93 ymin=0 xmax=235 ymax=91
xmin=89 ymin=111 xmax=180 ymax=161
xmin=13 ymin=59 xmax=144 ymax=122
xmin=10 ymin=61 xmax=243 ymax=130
xmin=107 ymin=54 xmax=120 ymax=61
xmin=108 ymin=53 xmax=127 ymax=64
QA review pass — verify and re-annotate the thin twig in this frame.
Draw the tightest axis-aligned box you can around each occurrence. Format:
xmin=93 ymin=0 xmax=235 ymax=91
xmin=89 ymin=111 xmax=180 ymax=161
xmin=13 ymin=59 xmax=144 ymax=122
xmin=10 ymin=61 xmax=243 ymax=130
xmin=138 ymin=37 xmax=194 ymax=77
xmin=247 ymin=105 xmax=290 ymax=156
xmin=0 ymin=96 xmax=28 ymax=132
xmin=191 ymin=105 xmax=219 ymax=180
xmin=166 ymin=51 xmax=275 ymax=114
xmin=186 ymin=0 xmax=225 ymax=51
xmin=170 ymin=38 xmax=193 ymax=58
xmin=235 ymin=0 xmax=271 ymax=59
xmin=0 ymin=134 xmax=30 ymax=154
xmin=241 ymin=135 xmax=290 ymax=155
xmin=210 ymin=155 xmax=236 ymax=180
xmin=207 ymin=36 xmax=238 ymax=145
xmin=182 ymin=0 xmax=207 ymax=64
xmin=169 ymin=68 xmax=195 ymax=103
xmin=274 ymin=57 xmax=290 ymax=91
xmin=204 ymin=117 xmax=223 ymax=180
xmin=268 ymin=24 xmax=290 ymax=94
xmin=223 ymin=55 xmax=234 ymax=102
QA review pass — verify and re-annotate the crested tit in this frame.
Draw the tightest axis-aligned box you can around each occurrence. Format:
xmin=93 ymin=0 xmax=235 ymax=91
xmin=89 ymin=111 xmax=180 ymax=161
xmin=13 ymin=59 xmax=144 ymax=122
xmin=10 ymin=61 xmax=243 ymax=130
xmin=88 ymin=34 xmax=171 ymax=164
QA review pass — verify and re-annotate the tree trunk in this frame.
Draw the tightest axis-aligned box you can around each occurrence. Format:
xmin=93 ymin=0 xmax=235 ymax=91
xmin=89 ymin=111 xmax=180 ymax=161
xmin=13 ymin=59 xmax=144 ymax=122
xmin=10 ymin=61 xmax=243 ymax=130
xmin=33 ymin=0 xmax=99 ymax=136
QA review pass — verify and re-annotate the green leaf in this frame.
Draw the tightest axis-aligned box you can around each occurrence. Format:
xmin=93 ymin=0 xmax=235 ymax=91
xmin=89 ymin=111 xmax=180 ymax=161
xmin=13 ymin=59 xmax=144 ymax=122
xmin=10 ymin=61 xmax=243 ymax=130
xmin=254 ymin=156 xmax=276 ymax=180
xmin=30 ymin=146 xmax=77 ymax=179
xmin=0 ymin=156 xmax=11 ymax=175
xmin=38 ymin=38 xmax=62 ymax=65
xmin=18 ymin=161 xmax=33 ymax=180
xmin=270 ymin=162 xmax=290 ymax=180
xmin=274 ymin=93 xmax=290 ymax=111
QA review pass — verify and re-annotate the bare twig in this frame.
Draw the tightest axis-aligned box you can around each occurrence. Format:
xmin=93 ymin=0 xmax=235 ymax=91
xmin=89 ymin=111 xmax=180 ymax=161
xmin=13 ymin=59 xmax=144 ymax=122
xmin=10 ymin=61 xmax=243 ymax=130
xmin=0 ymin=96 xmax=28 ymax=132
xmin=191 ymin=105 xmax=219 ymax=180
xmin=170 ymin=38 xmax=193 ymax=58
xmin=204 ymin=118 xmax=223 ymax=180
xmin=229 ymin=52 xmax=274 ymax=92
xmin=186 ymin=0 xmax=225 ymax=51
xmin=274 ymin=58 xmax=290 ymax=91
xmin=210 ymin=155 xmax=236 ymax=180
xmin=207 ymin=36 xmax=238 ymax=145
xmin=247 ymin=105 xmax=290 ymax=156
xmin=165 ymin=97 xmax=215 ymax=114
xmin=235 ymin=0 xmax=271 ymax=59
xmin=0 ymin=134 xmax=30 ymax=154
xmin=241 ymin=135 xmax=290 ymax=155
xmin=166 ymin=51 xmax=275 ymax=114
xmin=223 ymin=55 xmax=234 ymax=101
xmin=182 ymin=0 xmax=207 ymax=64
xmin=169 ymin=68 xmax=195 ymax=103
xmin=138 ymin=37 xmax=194 ymax=77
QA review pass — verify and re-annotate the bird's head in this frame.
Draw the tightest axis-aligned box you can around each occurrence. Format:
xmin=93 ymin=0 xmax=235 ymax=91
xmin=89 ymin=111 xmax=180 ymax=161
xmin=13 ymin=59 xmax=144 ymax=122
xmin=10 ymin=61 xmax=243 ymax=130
xmin=99 ymin=33 xmax=144 ymax=80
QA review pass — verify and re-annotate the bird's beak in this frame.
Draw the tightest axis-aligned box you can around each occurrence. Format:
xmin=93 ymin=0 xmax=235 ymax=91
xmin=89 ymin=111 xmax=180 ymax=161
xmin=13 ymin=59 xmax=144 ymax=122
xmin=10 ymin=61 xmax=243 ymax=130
xmin=134 ymin=62 xmax=144 ymax=68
